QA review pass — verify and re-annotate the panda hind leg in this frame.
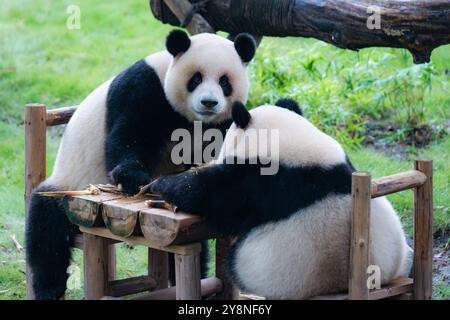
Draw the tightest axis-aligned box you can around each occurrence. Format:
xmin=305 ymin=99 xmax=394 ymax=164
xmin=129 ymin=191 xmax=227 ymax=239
xmin=25 ymin=184 xmax=79 ymax=300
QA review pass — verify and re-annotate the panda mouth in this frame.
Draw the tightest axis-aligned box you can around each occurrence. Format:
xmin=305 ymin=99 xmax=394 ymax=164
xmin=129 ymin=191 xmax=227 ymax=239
xmin=197 ymin=110 xmax=217 ymax=116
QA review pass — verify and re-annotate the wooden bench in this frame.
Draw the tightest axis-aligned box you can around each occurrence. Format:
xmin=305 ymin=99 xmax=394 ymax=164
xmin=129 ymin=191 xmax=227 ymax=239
xmin=25 ymin=103 xmax=433 ymax=300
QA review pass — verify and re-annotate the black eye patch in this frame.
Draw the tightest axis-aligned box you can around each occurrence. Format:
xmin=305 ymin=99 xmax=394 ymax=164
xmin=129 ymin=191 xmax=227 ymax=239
xmin=219 ymin=75 xmax=233 ymax=97
xmin=187 ymin=72 xmax=202 ymax=92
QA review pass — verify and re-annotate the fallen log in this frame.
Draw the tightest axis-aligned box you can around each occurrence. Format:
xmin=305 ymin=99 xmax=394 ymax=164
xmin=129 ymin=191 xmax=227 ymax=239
xmin=150 ymin=0 xmax=450 ymax=63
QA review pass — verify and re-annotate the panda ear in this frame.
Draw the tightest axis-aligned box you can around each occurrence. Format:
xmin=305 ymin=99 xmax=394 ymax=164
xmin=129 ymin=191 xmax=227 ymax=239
xmin=232 ymin=101 xmax=251 ymax=129
xmin=166 ymin=30 xmax=191 ymax=57
xmin=275 ymin=98 xmax=303 ymax=116
xmin=234 ymin=33 xmax=256 ymax=63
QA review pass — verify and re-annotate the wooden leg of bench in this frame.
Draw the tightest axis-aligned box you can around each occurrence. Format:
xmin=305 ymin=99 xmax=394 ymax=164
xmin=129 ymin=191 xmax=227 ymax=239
xmin=175 ymin=252 xmax=201 ymax=300
xmin=83 ymin=233 xmax=112 ymax=300
xmin=148 ymin=248 xmax=169 ymax=290
xmin=215 ymin=237 xmax=238 ymax=300
xmin=108 ymin=243 xmax=116 ymax=281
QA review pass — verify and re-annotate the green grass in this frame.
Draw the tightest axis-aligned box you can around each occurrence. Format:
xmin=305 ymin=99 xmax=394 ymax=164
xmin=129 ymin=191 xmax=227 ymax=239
xmin=0 ymin=0 xmax=448 ymax=300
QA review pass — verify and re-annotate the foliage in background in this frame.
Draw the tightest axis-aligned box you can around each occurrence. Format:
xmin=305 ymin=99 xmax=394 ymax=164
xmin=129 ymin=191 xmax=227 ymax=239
xmin=0 ymin=0 xmax=449 ymax=300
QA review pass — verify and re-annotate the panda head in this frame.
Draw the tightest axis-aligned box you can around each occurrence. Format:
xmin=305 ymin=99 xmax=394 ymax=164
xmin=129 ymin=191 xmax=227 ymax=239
xmin=164 ymin=30 xmax=256 ymax=124
xmin=216 ymin=99 xmax=347 ymax=169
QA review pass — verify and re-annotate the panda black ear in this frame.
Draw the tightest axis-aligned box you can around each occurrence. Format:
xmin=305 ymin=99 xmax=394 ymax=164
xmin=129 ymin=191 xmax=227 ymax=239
xmin=234 ymin=33 xmax=256 ymax=63
xmin=232 ymin=101 xmax=251 ymax=129
xmin=166 ymin=30 xmax=191 ymax=57
xmin=275 ymin=98 xmax=303 ymax=116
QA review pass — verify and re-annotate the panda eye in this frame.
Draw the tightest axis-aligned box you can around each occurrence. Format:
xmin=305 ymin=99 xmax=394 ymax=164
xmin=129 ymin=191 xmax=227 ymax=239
xmin=219 ymin=75 xmax=229 ymax=86
xmin=187 ymin=72 xmax=203 ymax=92
xmin=219 ymin=75 xmax=232 ymax=96
xmin=193 ymin=72 xmax=202 ymax=84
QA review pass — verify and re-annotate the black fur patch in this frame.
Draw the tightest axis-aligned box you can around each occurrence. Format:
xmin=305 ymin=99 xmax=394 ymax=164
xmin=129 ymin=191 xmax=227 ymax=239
xmin=166 ymin=29 xmax=191 ymax=57
xmin=232 ymin=101 xmax=251 ymax=129
xmin=275 ymin=98 xmax=303 ymax=115
xmin=187 ymin=72 xmax=202 ymax=92
xmin=234 ymin=33 xmax=256 ymax=63
xmin=219 ymin=75 xmax=233 ymax=97
xmin=25 ymin=185 xmax=79 ymax=300
xmin=151 ymin=159 xmax=353 ymax=236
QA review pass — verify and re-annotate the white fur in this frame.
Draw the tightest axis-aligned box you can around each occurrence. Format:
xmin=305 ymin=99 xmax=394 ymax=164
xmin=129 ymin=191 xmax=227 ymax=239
xmin=216 ymin=105 xmax=347 ymax=168
xmin=232 ymin=195 xmax=412 ymax=299
xmin=164 ymin=33 xmax=249 ymax=124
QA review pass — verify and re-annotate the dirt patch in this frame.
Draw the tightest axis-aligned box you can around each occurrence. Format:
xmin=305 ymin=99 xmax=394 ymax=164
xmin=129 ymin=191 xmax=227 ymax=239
xmin=433 ymin=232 xmax=450 ymax=290
xmin=361 ymin=121 xmax=447 ymax=158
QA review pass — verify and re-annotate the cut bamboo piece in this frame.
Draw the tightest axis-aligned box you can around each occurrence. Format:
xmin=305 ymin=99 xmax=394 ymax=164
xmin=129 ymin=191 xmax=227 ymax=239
xmin=371 ymin=170 xmax=427 ymax=198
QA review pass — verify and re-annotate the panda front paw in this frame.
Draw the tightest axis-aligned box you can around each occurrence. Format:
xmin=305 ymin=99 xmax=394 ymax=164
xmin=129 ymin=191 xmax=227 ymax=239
xmin=110 ymin=164 xmax=150 ymax=195
xmin=150 ymin=173 xmax=200 ymax=213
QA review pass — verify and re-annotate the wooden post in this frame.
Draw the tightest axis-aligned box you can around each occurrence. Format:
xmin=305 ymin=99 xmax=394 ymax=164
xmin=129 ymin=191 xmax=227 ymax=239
xmin=108 ymin=244 xmax=116 ymax=281
xmin=148 ymin=248 xmax=169 ymax=290
xmin=413 ymin=160 xmax=433 ymax=300
xmin=349 ymin=172 xmax=371 ymax=300
xmin=174 ymin=253 xmax=201 ymax=300
xmin=215 ymin=237 xmax=239 ymax=299
xmin=83 ymin=234 xmax=112 ymax=300
xmin=24 ymin=103 xmax=47 ymax=300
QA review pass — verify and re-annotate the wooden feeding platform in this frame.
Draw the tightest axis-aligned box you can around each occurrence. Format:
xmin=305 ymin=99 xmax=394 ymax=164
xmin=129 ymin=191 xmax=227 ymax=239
xmin=64 ymin=193 xmax=214 ymax=247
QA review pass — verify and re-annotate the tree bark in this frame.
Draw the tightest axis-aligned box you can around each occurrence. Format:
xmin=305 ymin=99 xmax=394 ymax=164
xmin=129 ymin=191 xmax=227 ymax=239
xmin=150 ymin=0 xmax=450 ymax=63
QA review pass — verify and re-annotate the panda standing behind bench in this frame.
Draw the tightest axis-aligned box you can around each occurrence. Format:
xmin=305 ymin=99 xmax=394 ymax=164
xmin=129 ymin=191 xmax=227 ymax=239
xmin=151 ymin=99 xmax=413 ymax=299
xmin=26 ymin=30 xmax=257 ymax=300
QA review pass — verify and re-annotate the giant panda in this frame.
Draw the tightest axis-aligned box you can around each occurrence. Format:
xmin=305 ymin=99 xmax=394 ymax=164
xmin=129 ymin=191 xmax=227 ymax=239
xmin=25 ymin=30 xmax=257 ymax=300
xmin=150 ymin=99 xmax=413 ymax=299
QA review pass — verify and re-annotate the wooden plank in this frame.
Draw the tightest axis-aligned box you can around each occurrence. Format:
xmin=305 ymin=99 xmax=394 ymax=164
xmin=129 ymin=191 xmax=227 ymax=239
xmin=348 ymin=172 xmax=371 ymax=300
xmin=46 ymin=106 xmax=77 ymax=126
xmin=24 ymin=103 xmax=47 ymax=300
xmin=215 ymin=237 xmax=239 ymax=300
xmin=371 ymin=170 xmax=427 ymax=198
xmin=83 ymin=234 xmax=110 ymax=299
xmin=80 ymin=227 xmax=201 ymax=256
xmin=413 ymin=160 xmax=433 ymax=300
xmin=175 ymin=253 xmax=201 ymax=300
xmin=108 ymin=275 xmax=157 ymax=297
xmin=369 ymin=277 xmax=413 ymax=300
xmin=139 ymin=208 xmax=214 ymax=246
xmin=102 ymin=197 xmax=146 ymax=237
xmin=148 ymin=248 xmax=169 ymax=290
xmin=310 ymin=277 xmax=413 ymax=300
xmin=128 ymin=277 xmax=222 ymax=300
xmin=64 ymin=193 xmax=124 ymax=227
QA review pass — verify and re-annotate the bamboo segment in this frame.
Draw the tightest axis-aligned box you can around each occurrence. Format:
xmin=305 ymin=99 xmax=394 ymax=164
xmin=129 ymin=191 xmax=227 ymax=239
xmin=413 ymin=160 xmax=433 ymax=300
xmin=349 ymin=172 xmax=371 ymax=300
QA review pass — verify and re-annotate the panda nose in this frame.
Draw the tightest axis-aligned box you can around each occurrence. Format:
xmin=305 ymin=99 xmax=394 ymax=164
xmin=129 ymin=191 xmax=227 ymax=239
xmin=201 ymin=99 xmax=218 ymax=108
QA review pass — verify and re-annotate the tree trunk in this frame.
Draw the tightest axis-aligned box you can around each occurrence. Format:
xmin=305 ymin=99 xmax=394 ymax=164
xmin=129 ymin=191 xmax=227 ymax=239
xmin=150 ymin=0 xmax=450 ymax=63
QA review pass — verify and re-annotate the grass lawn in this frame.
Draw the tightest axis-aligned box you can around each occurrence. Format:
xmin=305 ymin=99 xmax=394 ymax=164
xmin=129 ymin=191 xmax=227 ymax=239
xmin=0 ymin=0 xmax=448 ymax=300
